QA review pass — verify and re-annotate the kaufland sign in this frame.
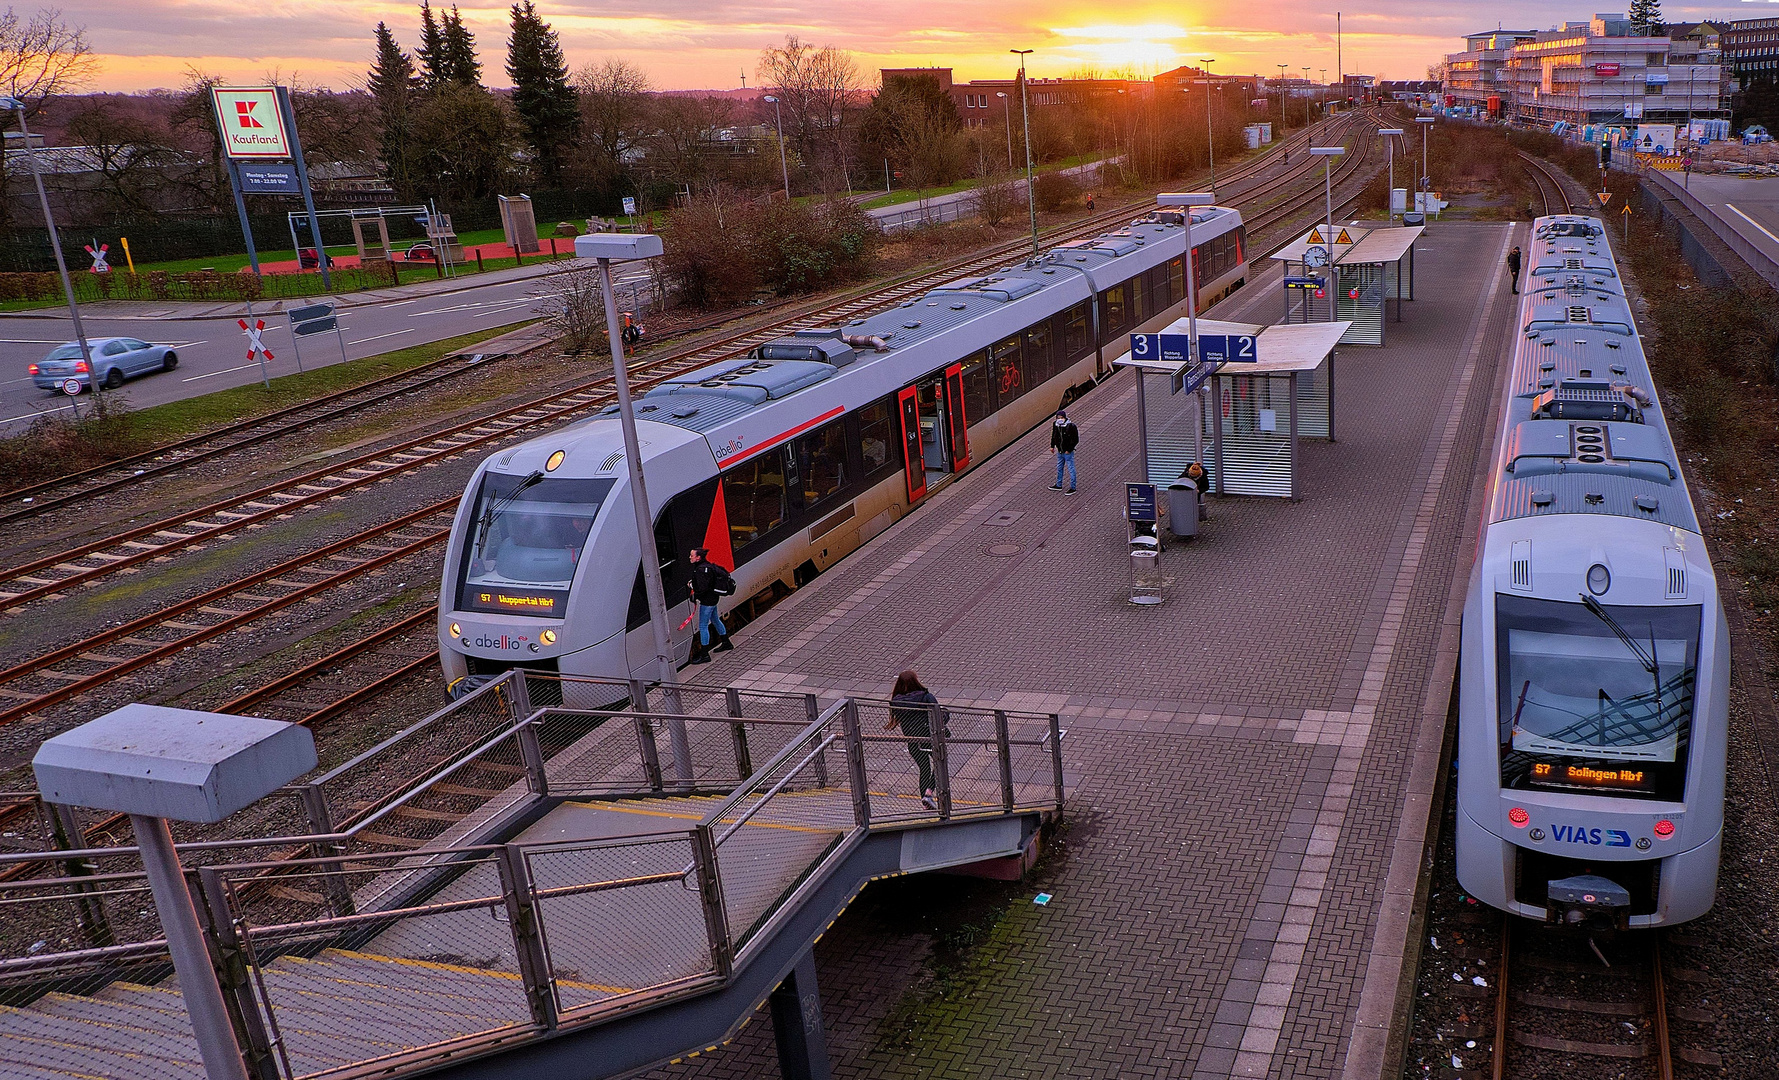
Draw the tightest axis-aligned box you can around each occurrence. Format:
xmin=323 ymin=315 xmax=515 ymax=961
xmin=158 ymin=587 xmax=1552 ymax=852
xmin=211 ymin=87 xmax=290 ymax=159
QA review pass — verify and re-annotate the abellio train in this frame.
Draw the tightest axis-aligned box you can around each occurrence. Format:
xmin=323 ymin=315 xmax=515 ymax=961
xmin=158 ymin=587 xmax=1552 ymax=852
xmin=439 ymin=202 xmax=1248 ymax=695
xmin=1455 ymin=215 xmax=1727 ymax=928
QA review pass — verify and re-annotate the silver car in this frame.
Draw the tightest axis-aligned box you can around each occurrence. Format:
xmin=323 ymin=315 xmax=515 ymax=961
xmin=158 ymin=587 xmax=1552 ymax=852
xmin=30 ymin=337 xmax=178 ymax=392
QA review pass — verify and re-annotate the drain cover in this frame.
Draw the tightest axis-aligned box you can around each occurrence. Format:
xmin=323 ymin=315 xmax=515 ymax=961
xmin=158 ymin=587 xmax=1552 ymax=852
xmin=985 ymin=543 xmax=1021 ymax=557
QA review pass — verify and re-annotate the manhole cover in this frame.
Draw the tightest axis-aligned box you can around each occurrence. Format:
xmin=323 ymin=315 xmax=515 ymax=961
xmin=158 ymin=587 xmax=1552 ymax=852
xmin=985 ymin=543 xmax=1021 ymax=557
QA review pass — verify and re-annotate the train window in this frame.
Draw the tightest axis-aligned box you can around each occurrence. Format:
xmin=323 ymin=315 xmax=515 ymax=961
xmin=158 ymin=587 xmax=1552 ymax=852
xmin=456 ymin=475 xmax=615 ymax=618
xmin=991 ymin=334 xmax=1025 ymax=402
xmin=1024 ymin=320 xmax=1055 ymax=388
xmin=1167 ymin=258 xmax=1185 ymax=306
xmin=721 ymin=451 xmax=789 ymax=554
xmin=1061 ymin=302 xmax=1092 ymax=362
xmin=960 ymin=349 xmax=994 ymax=421
xmin=1100 ymin=284 xmax=1128 ymax=339
xmin=797 ymin=417 xmax=850 ymax=508
xmin=1129 ymin=273 xmax=1148 ymax=324
xmin=857 ymin=398 xmax=897 ymax=473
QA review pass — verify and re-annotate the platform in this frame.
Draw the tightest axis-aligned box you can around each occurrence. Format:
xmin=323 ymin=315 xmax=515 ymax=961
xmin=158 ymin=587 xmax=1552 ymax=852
xmin=672 ymin=221 xmax=1523 ymax=1079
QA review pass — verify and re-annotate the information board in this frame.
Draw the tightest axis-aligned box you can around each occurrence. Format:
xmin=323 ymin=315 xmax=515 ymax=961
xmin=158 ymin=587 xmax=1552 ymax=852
xmin=1126 ymin=482 xmax=1158 ymax=523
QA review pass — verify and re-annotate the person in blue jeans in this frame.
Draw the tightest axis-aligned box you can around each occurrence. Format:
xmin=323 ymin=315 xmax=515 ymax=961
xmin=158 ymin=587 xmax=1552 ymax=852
xmin=1050 ymin=409 xmax=1079 ymax=494
xmin=685 ymin=548 xmax=735 ymax=664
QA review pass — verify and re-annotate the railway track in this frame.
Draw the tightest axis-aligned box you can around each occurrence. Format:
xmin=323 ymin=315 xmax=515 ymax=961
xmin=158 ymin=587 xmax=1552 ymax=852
xmin=0 ymin=115 xmax=1374 ymax=619
xmin=1520 ymin=151 xmax=1576 ymax=217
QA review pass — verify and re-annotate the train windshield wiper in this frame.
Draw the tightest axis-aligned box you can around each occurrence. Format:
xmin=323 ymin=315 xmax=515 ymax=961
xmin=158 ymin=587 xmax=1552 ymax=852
xmin=474 ymin=471 xmax=544 ymax=557
xmin=1579 ymin=592 xmax=1664 ymax=724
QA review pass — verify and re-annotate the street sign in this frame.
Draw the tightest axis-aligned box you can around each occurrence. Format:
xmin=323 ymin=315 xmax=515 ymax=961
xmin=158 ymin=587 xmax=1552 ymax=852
xmin=1306 ymin=227 xmax=1326 ymax=243
xmin=1126 ymin=482 xmax=1158 ymax=523
xmin=239 ymin=163 xmax=300 ymax=193
xmin=293 ymin=316 xmax=337 ymax=336
xmin=1333 ymin=228 xmax=1355 ymax=245
xmin=1129 ymin=332 xmax=1193 ymax=363
xmin=622 ymin=196 xmax=637 ymax=215
xmin=61 ymin=378 xmax=81 ymax=396
xmin=1180 ymin=362 xmax=1219 ymax=396
xmin=1598 ymin=192 xmax=1612 ymax=206
xmin=210 ymin=87 xmax=291 ymax=159
xmin=83 ymin=242 xmax=109 ymax=273
xmin=288 ymin=302 xmax=333 ymax=324
xmin=239 ymin=318 xmax=275 ymax=361
xmin=1622 ymin=204 xmax=1632 ymax=214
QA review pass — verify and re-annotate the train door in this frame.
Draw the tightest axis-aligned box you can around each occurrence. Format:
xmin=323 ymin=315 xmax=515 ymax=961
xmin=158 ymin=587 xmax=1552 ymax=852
xmin=942 ymin=362 xmax=970 ymax=471
xmin=897 ymin=385 xmax=926 ymax=503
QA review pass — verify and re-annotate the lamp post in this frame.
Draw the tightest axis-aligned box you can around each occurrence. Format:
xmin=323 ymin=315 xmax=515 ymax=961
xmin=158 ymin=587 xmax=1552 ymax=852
xmin=763 ymin=94 xmax=791 ymax=201
xmin=997 ymin=91 xmax=1012 ymax=168
xmin=1310 ymin=146 xmax=1344 ymax=324
xmin=1416 ymin=115 xmax=1436 ymax=209
xmin=1378 ymin=127 xmax=1404 ymax=221
xmin=1012 ymin=48 xmax=1038 ymax=257
xmin=1277 ymin=64 xmax=1289 ymax=130
xmin=1201 ymin=59 xmax=1218 ymax=194
xmin=574 ymin=231 xmax=693 ymax=783
xmin=1303 ymin=67 xmax=1312 ymax=127
xmin=3 ymin=95 xmax=99 ymax=408
xmin=1157 ymin=191 xmax=1216 ymax=478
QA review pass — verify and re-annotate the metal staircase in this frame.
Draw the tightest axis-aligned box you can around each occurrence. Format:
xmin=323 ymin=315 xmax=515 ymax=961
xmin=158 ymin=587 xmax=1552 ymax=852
xmin=0 ymin=672 xmax=1065 ymax=1080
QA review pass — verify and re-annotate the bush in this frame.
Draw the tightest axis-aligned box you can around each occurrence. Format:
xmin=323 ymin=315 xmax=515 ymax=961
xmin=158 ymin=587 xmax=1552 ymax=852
xmin=1033 ymin=171 xmax=1079 ymax=212
xmin=659 ymin=196 xmax=883 ymax=306
xmin=0 ymin=262 xmax=396 ymax=305
xmin=0 ymin=392 xmax=146 ymax=490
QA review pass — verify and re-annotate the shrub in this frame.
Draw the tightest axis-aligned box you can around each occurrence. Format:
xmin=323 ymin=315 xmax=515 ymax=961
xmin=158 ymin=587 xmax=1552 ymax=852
xmin=1033 ymin=170 xmax=1079 ymax=212
xmin=659 ymin=195 xmax=883 ymax=305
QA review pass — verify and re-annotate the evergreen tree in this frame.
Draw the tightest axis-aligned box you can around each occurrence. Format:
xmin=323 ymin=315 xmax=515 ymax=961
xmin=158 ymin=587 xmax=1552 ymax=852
xmin=442 ymin=5 xmax=483 ymax=87
xmin=505 ymin=0 xmax=579 ymax=182
xmin=368 ymin=23 xmax=420 ymax=200
xmin=1629 ymin=0 xmax=1664 ymax=35
xmin=416 ymin=1 xmax=448 ymax=90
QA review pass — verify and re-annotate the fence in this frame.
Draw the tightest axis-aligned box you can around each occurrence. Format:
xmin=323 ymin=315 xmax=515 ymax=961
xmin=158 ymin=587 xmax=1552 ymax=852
xmin=0 ymin=671 xmax=1065 ymax=1080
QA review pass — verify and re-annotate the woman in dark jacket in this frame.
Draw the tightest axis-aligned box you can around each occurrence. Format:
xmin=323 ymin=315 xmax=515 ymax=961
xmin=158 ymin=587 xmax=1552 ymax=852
xmin=887 ymin=670 xmax=939 ymax=808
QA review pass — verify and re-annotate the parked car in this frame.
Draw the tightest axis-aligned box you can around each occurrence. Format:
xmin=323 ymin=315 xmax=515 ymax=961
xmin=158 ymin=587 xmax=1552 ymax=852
xmin=29 ymin=337 xmax=178 ymax=392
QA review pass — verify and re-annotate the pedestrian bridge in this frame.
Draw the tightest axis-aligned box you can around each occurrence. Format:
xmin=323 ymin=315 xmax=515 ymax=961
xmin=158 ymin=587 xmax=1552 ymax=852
xmin=0 ymin=672 xmax=1065 ymax=1080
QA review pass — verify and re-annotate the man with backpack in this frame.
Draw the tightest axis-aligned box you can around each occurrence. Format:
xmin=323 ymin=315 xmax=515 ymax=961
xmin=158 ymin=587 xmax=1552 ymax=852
xmin=1050 ymin=409 xmax=1079 ymax=494
xmin=686 ymin=547 xmax=736 ymax=664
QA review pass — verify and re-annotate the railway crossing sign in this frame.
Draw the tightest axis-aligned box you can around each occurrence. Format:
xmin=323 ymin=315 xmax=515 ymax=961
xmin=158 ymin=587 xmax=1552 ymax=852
xmin=83 ymin=242 xmax=110 ymax=273
xmin=240 ymin=317 xmax=275 ymax=389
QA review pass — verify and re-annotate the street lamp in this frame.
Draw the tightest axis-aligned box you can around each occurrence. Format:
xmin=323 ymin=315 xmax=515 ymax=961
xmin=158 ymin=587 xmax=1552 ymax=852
xmin=763 ymin=94 xmax=791 ymax=201
xmin=1310 ymin=146 xmax=1344 ymax=324
xmin=997 ymin=91 xmax=1012 ymax=169
xmin=1416 ymin=115 xmax=1436 ymax=208
xmin=1378 ymin=127 xmax=1404 ymax=222
xmin=1277 ymin=63 xmax=1289 ymax=130
xmin=3 ymin=94 xmax=98 ymax=407
xmin=1302 ymin=67 xmax=1312 ymax=127
xmin=573 ymin=231 xmax=692 ymax=784
xmin=1201 ymin=58 xmax=1218 ymax=194
xmin=1012 ymin=48 xmax=1038 ymax=257
xmin=1157 ymin=191 xmax=1215 ymax=474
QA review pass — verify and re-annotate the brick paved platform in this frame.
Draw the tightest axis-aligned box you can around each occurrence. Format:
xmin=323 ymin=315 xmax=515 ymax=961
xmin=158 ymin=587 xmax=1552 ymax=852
xmin=639 ymin=221 xmax=1522 ymax=1080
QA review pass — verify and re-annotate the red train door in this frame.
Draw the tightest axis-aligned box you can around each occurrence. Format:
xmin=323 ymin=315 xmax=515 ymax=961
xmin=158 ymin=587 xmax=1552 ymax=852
xmin=943 ymin=362 xmax=970 ymax=471
xmin=897 ymin=384 xmax=926 ymax=503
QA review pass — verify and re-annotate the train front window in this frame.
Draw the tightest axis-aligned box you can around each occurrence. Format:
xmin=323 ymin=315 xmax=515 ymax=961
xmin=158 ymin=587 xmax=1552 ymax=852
xmin=1495 ymin=594 xmax=1699 ymax=799
xmin=456 ymin=474 xmax=614 ymax=618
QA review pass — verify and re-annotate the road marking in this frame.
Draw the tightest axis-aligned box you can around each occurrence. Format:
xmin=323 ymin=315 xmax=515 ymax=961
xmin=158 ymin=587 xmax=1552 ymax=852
xmin=183 ymin=361 xmax=268 ymax=383
xmin=384 ymin=299 xmax=421 ymax=307
xmin=0 ymin=338 xmax=70 ymax=344
xmin=0 ymin=402 xmax=78 ymax=425
xmin=471 ymin=303 xmax=534 ymax=320
xmin=346 ymin=329 xmax=414 ymax=346
xmin=1724 ymin=202 xmax=1779 ymax=246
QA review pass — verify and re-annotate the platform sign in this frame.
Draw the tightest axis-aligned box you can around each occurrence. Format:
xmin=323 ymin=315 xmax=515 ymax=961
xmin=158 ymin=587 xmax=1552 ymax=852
xmin=1129 ymin=332 xmax=1193 ymax=363
xmin=211 ymin=87 xmax=291 ymax=159
xmin=1197 ymin=334 xmax=1258 ymax=364
xmin=1126 ymin=482 xmax=1158 ymax=523
xmin=1284 ymin=276 xmax=1326 ymax=289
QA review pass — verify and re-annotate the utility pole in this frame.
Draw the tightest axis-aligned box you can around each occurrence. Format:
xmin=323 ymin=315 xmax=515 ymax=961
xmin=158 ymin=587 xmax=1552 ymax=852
xmin=1201 ymin=58 xmax=1218 ymax=194
xmin=1012 ymin=49 xmax=1038 ymax=257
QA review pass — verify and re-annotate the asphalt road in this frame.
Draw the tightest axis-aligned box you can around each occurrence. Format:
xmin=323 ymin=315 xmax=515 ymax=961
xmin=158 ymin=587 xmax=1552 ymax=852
xmin=0 ymin=260 xmax=655 ymax=434
xmin=1667 ymin=173 xmax=1779 ymax=266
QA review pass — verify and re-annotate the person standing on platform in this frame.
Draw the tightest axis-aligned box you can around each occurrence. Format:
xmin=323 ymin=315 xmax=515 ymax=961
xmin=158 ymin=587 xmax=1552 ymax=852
xmin=685 ymin=547 xmax=735 ymax=664
xmin=1507 ymin=245 xmax=1522 ymax=294
xmin=1050 ymin=409 xmax=1079 ymax=494
xmin=887 ymin=670 xmax=940 ymax=809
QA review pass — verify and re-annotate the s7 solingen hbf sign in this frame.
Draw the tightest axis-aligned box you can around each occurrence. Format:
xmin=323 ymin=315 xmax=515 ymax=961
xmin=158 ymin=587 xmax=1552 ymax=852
xmin=210 ymin=87 xmax=290 ymax=159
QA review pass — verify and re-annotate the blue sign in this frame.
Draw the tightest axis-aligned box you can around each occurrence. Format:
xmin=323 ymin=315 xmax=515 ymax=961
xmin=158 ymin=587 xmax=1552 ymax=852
xmin=1180 ymin=363 xmax=1219 ymax=396
xmin=1283 ymin=276 xmax=1326 ymax=289
xmin=239 ymin=163 xmax=301 ymax=194
xmin=1198 ymin=334 xmax=1259 ymax=365
xmin=1126 ymin=482 xmax=1158 ymax=523
xmin=1129 ymin=332 xmax=1193 ymax=363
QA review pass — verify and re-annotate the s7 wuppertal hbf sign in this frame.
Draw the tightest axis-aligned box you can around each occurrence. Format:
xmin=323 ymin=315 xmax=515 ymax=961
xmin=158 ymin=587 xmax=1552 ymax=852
xmin=211 ymin=87 xmax=290 ymax=159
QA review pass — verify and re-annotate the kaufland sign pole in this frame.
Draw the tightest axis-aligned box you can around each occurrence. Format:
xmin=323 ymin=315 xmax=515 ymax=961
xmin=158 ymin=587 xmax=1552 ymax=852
xmin=210 ymin=86 xmax=331 ymax=291
xmin=277 ymin=86 xmax=331 ymax=293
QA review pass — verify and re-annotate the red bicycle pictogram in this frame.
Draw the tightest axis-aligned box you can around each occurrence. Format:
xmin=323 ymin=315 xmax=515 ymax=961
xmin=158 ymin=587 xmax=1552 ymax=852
xmin=239 ymin=318 xmax=275 ymax=362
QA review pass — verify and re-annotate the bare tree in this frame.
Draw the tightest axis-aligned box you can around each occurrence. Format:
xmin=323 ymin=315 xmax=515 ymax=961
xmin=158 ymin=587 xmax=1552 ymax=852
xmin=61 ymin=101 xmax=186 ymax=218
xmin=575 ymin=58 xmax=650 ymax=182
xmin=0 ymin=6 xmax=96 ymax=231
xmin=645 ymin=94 xmax=734 ymax=195
xmin=756 ymin=35 xmax=862 ymax=193
xmin=166 ymin=68 xmax=231 ymax=214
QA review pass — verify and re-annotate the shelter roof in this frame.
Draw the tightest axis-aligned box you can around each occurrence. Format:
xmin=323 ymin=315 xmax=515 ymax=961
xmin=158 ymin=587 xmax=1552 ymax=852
xmin=1110 ymin=318 xmax=1349 ymax=374
xmin=1270 ymin=223 xmax=1423 ymax=265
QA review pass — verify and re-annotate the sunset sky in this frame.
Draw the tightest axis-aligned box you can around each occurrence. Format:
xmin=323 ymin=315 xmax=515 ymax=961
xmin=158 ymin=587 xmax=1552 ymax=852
xmin=55 ymin=0 xmax=1729 ymax=94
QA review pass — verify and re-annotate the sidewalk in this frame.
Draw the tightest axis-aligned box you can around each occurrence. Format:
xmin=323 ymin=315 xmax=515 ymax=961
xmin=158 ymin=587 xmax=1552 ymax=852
xmin=646 ymin=222 xmax=1522 ymax=1079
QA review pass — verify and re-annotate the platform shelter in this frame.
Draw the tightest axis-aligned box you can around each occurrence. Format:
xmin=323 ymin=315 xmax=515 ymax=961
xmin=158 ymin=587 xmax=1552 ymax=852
xmin=1113 ymin=317 xmax=1350 ymax=499
xmin=1272 ymin=222 xmax=1422 ymax=345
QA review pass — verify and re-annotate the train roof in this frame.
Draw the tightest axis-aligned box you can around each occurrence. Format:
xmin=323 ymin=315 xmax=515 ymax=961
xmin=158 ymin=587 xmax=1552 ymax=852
xmin=595 ymin=206 xmax=1244 ymax=437
xmin=1490 ymin=214 xmax=1699 ymax=534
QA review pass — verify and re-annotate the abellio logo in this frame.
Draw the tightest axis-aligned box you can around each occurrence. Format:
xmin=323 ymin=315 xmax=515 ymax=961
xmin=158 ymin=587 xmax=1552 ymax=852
xmin=473 ymin=634 xmax=530 ymax=651
xmin=1550 ymin=824 xmax=1633 ymax=847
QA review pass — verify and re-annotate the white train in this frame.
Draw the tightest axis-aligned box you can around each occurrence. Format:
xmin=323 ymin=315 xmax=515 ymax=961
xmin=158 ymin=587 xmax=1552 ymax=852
xmin=1455 ymin=214 xmax=1727 ymax=928
xmin=439 ymin=202 xmax=1248 ymax=696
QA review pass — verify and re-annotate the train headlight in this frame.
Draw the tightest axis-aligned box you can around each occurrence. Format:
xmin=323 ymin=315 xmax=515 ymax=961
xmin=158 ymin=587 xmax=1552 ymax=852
xmin=1586 ymin=563 xmax=1611 ymax=595
xmin=1508 ymin=807 xmax=1530 ymax=828
xmin=546 ymin=449 xmax=566 ymax=472
xmin=449 ymin=622 xmax=461 ymax=638
xmin=1653 ymin=819 xmax=1675 ymax=839
xmin=540 ymin=629 xmax=557 ymax=645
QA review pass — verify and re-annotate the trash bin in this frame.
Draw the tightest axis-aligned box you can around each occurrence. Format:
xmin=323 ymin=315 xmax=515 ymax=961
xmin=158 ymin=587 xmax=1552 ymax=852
xmin=1167 ymin=483 xmax=1199 ymax=539
xmin=1129 ymin=547 xmax=1162 ymax=605
xmin=1402 ymin=211 xmax=1425 ymax=227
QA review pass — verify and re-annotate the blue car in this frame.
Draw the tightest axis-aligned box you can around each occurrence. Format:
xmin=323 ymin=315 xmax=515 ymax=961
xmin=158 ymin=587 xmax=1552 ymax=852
xmin=30 ymin=337 xmax=178 ymax=392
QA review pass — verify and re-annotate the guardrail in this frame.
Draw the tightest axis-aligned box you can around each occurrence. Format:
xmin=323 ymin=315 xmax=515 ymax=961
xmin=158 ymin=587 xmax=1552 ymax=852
xmin=1641 ymin=167 xmax=1779 ymax=291
xmin=0 ymin=671 xmax=1065 ymax=1080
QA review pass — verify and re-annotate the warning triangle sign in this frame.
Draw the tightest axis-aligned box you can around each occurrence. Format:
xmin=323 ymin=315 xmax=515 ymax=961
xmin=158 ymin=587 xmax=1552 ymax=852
xmin=1306 ymin=228 xmax=1326 ymax=244
xmin=1334 ymin=228 xmax=1354 ymax=245
xmin=1597 ymin=191 xmax=1612 ymax=206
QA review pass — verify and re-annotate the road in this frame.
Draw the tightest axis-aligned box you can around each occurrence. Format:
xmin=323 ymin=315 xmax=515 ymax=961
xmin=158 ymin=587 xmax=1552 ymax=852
xmin=0 ymin=259 xmax=655 ymax=434
xmin=1665 ymin=172 xmax=1779 ymax=265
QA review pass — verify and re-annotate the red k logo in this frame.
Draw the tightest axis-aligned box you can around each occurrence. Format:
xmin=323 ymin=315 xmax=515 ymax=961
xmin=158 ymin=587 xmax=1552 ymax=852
xmin=235 ymin=100 xmax=263 ymax=128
